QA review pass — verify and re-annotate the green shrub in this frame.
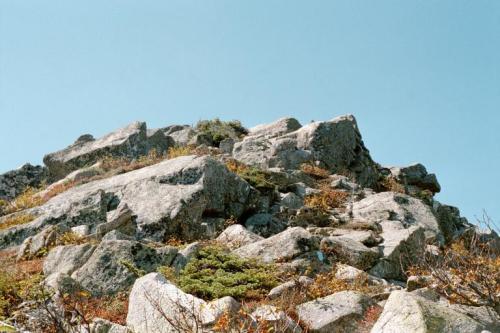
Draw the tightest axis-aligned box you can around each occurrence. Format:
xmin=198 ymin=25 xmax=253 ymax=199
xmin=174 ymin=246 xmax=278 ymax=301
xmin=196 ymin=119 xmax=248 ymax=146
xmin=225 ymin=159 xmax=277 ymax=191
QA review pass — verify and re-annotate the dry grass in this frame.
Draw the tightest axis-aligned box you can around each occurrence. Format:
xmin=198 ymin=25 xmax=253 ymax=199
xmin=380 ymin=176 xmax=405 ymax=194
xmin=300 ymin=163 xmax=330 ymax=179
xmin=304 ymin=186 xmax=349 ymax=212
xmin=101 ymin=148 xmax=167 ymax=173
xmin=307 ymin=267 xmax=383 ymax=299
xmin=167 ymin=145 xmax=198 ymax=159
xmin=0 ymin=188 xmax=44 ymax=216
xmin=0 ymin=213 xmax=36 ymax=231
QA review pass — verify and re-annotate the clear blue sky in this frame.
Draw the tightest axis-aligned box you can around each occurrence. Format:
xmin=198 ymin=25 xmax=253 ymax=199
xmin=1 ymin=1 xmax=499 ymax=226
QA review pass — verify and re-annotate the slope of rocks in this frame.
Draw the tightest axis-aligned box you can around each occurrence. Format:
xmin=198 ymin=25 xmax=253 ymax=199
xmin=0 ymin=115 xmax=497 ymax=333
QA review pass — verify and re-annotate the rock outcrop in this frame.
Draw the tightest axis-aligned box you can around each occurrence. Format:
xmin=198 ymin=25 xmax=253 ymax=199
xmin=0 ymin=115 xmax=495 ymax=333
xmin=43 ymin=121 xmax=174 ymax=180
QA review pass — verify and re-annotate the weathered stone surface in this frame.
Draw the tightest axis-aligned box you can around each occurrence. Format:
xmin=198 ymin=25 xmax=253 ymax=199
xmin=432 ymin=201 xmax=470 ymax=244
xmin=296 ymin=291 xmax=375 ymax=333
xmin=244 ymin=213 xmax=286 ymax=237
xmin=216 ymin=224 xmax=263 ymax=250
xmin=172 ymin=241 xmax=201 ymax=270
xmin=388 ymin=163 xmax=441 ymax=194
xmin=353 ymin=192 xmax=442 ymax=243
xmin=369 ymin=221 xmax=426 ymax=280
xmin=249 ymin=117 xmax=302 ymax=139
xmin=320 ymin=236 xmax=380 ymax=270
xmin=308 ymin=227 xmax=381 ymax=246
xmin=127 ymin=273 xmax=230 ymax=333
xmin=95 ymin=203 xmax=135 ymax=238
xmin=251 ymin=305 xmax=302 ymax=333
xmin=0 ymin=155 xmax=256 ymax=248
xmin=233 ymin=115 xmax=379 ymax=187
xmin=371 ymin=290 xmax=487 ymax=333
xmin=17 ymin=224 xmax=69 ymax=260
xmin=71 ymin=240 xmax=167 ymax=295
xmin=163 ymin=125 xmax=196 ymax=146
xmin=0 ymin=163 xmax=47 ymax=201
xmin=43 ymin=121 xmax=174 ymax=180
xmin=233 ymin=227 xmax=318 ymax=263
xmin=268 ymin=276 xmax=313 ymax=300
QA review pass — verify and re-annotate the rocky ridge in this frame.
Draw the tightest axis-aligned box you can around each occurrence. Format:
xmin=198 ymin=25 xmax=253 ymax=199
xmin=0 ymin=115 xmax=497 ymax=333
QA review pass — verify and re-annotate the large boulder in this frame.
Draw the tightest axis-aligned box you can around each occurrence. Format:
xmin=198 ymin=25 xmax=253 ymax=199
xmin=215 ymin=224 xmax=263 ymax=250
xmin=233 ymin=227 xmax=318 ymax=263
xmin=296 ymin=291 xmax=376 ymax=333
xmin=71 ymin=240 xmax=175 ymax=295
xmin=371 ymin=290 xmax=487 ymax=333
xmin=320 ymin=236 xmax=380 ymax=270
xmin=0 ymin=155 xmax=257 ymax=248
xmin=43 ymin=121 xmax=174 ymax=180
xmin=369 ymin=221 xmax=426 ymax=280
xmin=127 ymin=273 xmax=237 ymax=333
xmin=0 ymin=163 xmax=47 ymax=201
xmin=233 ymin=115 xmax=380 ymax=188
xmin=353 ymin=192 xmax=443 ymax=243
xmin=388 ymin=163 xmax=441 ymax=194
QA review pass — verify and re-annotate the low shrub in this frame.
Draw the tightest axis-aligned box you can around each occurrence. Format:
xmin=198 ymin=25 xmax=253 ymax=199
xmin=196 ymin=119 xmax=248 ymax=146
xmin=166 ymin=245 xmax=278 ymax=301
xmin=0 ymin=188 xmax=43 ymax=216
xmin=0 ymin=251 xmax=44 ymax=320
xmin=409 ymin=231 xmax=499 ymax=314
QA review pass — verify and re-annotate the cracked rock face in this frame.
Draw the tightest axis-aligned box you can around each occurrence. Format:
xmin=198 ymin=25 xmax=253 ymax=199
xmin=0 ymin=163 xmax=47 ymax=201
xmin=43 ymin=121 xmax=174 ymax=180
xmin=0 ymin=155 xmax=257 ymax=248
xmin=233 ymin=115 xmax=380 ymax=188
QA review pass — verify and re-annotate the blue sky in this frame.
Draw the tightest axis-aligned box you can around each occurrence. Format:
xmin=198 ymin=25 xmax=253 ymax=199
xmin=0 ymin=1 xmax=499 ymax=226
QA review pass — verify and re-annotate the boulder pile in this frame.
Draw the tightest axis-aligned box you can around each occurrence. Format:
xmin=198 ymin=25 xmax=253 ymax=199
xmin=0 ymin=116 xmax=497 ymax=333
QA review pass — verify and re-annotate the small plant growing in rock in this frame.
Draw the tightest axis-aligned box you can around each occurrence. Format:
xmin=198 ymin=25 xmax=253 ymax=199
xmin=0 ymin=187 xmax=43 ymax=216
xmin=175 ymin=245 xmax=278 ymax=301
xmin=225 ymin=159 xmax=276 ymax=191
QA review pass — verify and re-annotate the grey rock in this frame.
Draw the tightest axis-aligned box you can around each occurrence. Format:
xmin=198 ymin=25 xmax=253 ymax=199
xmin=389 ymin=163 xmax=441 ymax=194
xmin=233 ymin=227 xmax=318 ymax=263
xmin=251 ymin=305 xmax=302 ymax=333
xmin=371 ymin=290 xmax=486 ymax=333
xmin=369 ymin=221 xmax=426 ymax=280
xmin=244 ymin=213 xmax=286 ymax=237
xmin=0 ymin=155 xmax=256 ymax=248
xmin=126 ymin=273 xmax=230 ymax=333
xmin=296 ymin=291 xmax=375 ymax=333
xmin=172 ymin=241 xmax=201 ymax=270
xmin=216 ymin=224 xmax=263 ymax=250
xmin=101 ymin=230 xmax=134 ymax=241
xmin=17 ymin=224 xmax=69 ymax=260
xmin=219 ymin=137 xmax=236 ymax=154
xmin=233 ymin=115 xmax=379 ymax=188
xmin=95 ymin=203 xmax=135 ymax=238
xmin=248 ymin=117 xmax=302 ymax=139
xmin=449 ymin=304 xmax=500 ymax=332
xmin=163 ymin=126 xmax=196 ymax=146
xmin=268 ymin=276 xmax=313 ymax=300
xmin=308 ymin=227 xmax=382 ymax=246
xmin=320 ymin=236 xmax=380 ymax=270
xmin=433 ymin=201 xmax=471 ymax=244
xmin=0 ymin=163 xmax=47 ymax=201
xmin=71 ymin=240 xmax=166 ymax=295
xmin=353 ymin=192 xmax=443 ymax=244
xmin=43 ymin=121 xmax=174 ymax=180
xmin=280 ymin=192 xmax=304 ymax=210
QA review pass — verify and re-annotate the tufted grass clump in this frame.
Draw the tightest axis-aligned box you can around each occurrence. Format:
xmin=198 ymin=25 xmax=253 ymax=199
xmin=173 ymin=245 xmax=278 ymax=301
xmin=300 ymin=163 xmax=330 ymax=180
xmin=0 ymin=188 xmax=44 ymax=216
xmin=196 ymin=118 xmax=248 ymax=146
